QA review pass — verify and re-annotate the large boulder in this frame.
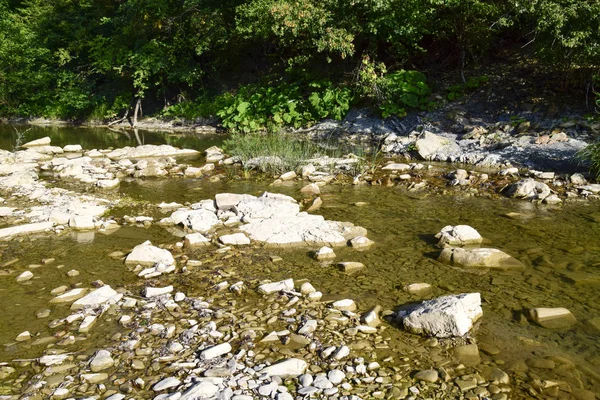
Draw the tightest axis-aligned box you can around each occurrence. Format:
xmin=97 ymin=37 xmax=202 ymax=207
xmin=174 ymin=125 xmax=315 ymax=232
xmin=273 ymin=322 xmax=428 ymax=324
xmin=435 ymin=225 xmax=483 ymax=246
xmin=416 ymin=131 xmax=461 ymax=161
xmin=106 ymin=145 xmax=199 ymax=161
xmin=399 ymin=293 xmax=482 ymax=337
xmin=125 ymin=240 xmax=175 ymax=266
xmin=438 ymin=247 xmax=524 ymax=270
xmin=236 ymin=192 xmax=300 ymax=220
xmin=505 ymin=178 xmax=551 ymax=200
xmin=170 ymin=208 xmax=221 ymax=234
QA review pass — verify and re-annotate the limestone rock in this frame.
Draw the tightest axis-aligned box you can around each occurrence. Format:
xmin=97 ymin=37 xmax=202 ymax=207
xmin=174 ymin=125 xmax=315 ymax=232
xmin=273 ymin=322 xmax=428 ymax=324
xmin=16 ymin=271 xmax=34 ymax=282
xmin=219 ymin=233 xmax=250 ymax=245
xmin=184 ymin=233 xmax=211 ymax=248
xmin=399 ymin=293 xmax=482 ymax=337
xmin=314 ymin=246 xmax=336 ymax=261
xmin=0 ymin=221 xmax=54 ymax=239
xmin=69 ymin=216 xmax=95 ymax=231
xmin=337 ymin=261 xmax=365 ymax=273
xmin=505 ymin=178 xmax=551 ymax=200
xmin=439 ymin=247 xmax=524 ymax=270
xmin=23 ymin=137 xmax=51 ymax=148
xmin=435 ymin=225 xmax=483 ymax=246
xmin=382 ymin=163 xmax=410 ymax=171
xmin=529 ymin=307 xmax=577 ymax=329
xmin=89 ymin=350 xmax=114 ymax=372
xmin=258 ymin=279 xmax=294 ymax=295
xmin=261 ymin=358 xmax=308 ymax=378
xmin=349 ymin=236 xmax=374 ymax=249
xmin=125 ymin=240 xmax=175 ymax=266
xmin=416 ymin=132 xmax=460 ymax=161
xmin=71 ymin=285 xmax=122 ymax=310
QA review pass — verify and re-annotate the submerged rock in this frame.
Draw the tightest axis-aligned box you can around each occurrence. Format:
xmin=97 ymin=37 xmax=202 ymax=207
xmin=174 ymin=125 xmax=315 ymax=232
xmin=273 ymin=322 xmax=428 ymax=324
xmin=399 ymin=293 xmax=482 ymax=337
xmin=438 ymin=247 xmax=524 ymax=269
xmin=261 ymin=358 xmax=308 ymax=378
xmin=435 ymin=225 xmax=483 ymax=246
xmin=529 ymin=307 xmax=577 ymax=329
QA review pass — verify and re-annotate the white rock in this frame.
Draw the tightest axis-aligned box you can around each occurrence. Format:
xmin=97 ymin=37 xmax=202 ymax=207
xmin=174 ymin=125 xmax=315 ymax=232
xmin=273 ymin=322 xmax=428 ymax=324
xmin=184 ymin=233 xmax=211 ymax=248
xmin=63 ymin=144 xmax=82 ymax=152
xmin=438 ymin=247 xmax=524 ymax=269
xmin=298 ymin=320 xmax=318 ymax=335
xmin=125 ymin=240 xmax=175 ymax=266
xmin=0 ymin=221 xmax=54 ymax=239
xmin=300 ymin=183 xmax=320 ymax=195
xmin=261 ymin=358 xmax=308 ymax=378
xmin=16 ymin=271 xmax=33 ymax=282
xmin=49 ymin=288 xmax=88 ymax=304
xmin=71 ymin=285 xmax=122 ymax=310
xmin=328 ymin=369 xmax=345 ymax=385
xmin=332 ymin=299 xmax=356 ymax=312
xmin=435 ymin=225 xmax=483 ymax=246
xmin=300 ymin=282 xmax=316 ymax=295
xmin=401 ymin=293 xmax=482 ymax=337
xmin=349 ymin=236 xmax=374 ymax=249
xmin=404 ymin=283 xmax=432 ymax=294
xmin=280 ymin=171 xmax=297 ymax=181
xmin=382 ymin=163 xmax=410 ymax=171
xmin=144 ymin=286 xmax=174 ymax=298
xmin=79 ymin=315 xmax=97 ymax=333
xmin=258 ymin=279 xmax=294 ymax=295
xmin=529 ymin=307 xmax=577 ymax=329
xmin=39 ymin=354 xmax=69 ymax=366
xmin=307 ymin=291 xmax=322 ymax=301
xmin=180 ymin=382 xmax=219 ymax=400
xmin=200 ymin=342 xmax=232 ymax=360
xmin=506 ymin=178 xmax=551 ymax=200
xmin=314 ymin=246 xmax=336 ymax=261
xmin=332 ymin=345 xmax=350 ymax=360
xmin=90 ymin=349 xmax=114 ymax=372
xmin=96 ymin=179 xmax=120 ymax=189
xmin=69 ymin=215 xmax=96 ymax=231
xmin=15 ymin=331 xmax=31 ymax=341
xmin=153 ymin=377 xmax=181 ymax=392
xmin=170 ymin=208 xmax=221 ymax=233
xmin=22 ymin=136 xmax=51 ymax=148
xmin=219 ymin=233 xmax=250 ymax=245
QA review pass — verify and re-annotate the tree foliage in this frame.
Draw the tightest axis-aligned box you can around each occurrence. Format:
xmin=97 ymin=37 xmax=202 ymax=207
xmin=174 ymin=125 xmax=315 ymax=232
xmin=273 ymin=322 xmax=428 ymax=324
xmin=0 ymin=0 xmax=599 ymax=120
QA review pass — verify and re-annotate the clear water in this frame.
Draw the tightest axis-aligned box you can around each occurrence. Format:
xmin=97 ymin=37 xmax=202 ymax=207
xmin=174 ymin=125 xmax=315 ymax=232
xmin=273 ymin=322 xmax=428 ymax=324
xmin=0 ymin=126 xmax=599 ymax=394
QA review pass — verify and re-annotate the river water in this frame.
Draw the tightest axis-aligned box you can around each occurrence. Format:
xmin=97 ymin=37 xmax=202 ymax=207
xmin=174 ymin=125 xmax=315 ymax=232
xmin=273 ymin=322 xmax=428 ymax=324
xmin=0 ymin=125 xmax=598 ymax=396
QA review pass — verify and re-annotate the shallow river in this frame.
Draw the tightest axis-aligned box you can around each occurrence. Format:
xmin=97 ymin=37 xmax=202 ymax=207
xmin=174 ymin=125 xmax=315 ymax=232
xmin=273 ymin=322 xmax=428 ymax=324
xmin=0 ymin=125 xmax=599 ymax=396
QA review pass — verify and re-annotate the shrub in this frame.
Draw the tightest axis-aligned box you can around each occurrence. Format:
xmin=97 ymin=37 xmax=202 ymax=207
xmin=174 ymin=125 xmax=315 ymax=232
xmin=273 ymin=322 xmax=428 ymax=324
xmin=378 ymin=70 xmax=433 ymax=118
xmin=576 ymin=142 xmax=600 ymax=181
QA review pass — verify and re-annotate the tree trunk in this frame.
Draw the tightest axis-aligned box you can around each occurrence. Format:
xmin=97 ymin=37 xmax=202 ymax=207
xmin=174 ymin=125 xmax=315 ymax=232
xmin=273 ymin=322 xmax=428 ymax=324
xmin=132 ymin=97 xmax=142 ymax=128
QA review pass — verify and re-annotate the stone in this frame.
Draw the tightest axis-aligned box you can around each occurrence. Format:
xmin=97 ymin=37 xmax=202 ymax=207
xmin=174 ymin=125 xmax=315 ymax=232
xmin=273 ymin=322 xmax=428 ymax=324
xmin=529 ymin=307 xmax=577 ymax=329
xmin=184 ymin=233 xmax=211 ymax=248
xmin=205 ymin=146 xmax=224 ymax=162
xmin=71 ymin=285 xmax=122 ymax=310
xmin=144 ymin=286 xmax=173 ymax=297
xmin=361 ymin=306 xmax=382 ymax=327
xmin=280 ymin=171 xmax=297 ymax=181
xmin=170 ymin=208 xmax=220 ymax=233
xmin=300 ymin=183 xmax=320 ymax=195
xmin=39 ymin=354 xmax=69 ymax=366
xmin=298 ymin=320 xmax=318 ymax=335
xmin=153 ymin=377 xmax=181 ymax=391
xmin=50 ymin=288 xmax=88 ymax=304
xmin=414 ymin=369 xmax=438 ymax=383
xmin=23 ymin=136 xmax=51 ymax=148
xmin=332 ymin=299 xmax=357 ymax=312
xmin=125 ymin=240 xmax=175 ymax=266
xmin=543 ymin=194 xmax=562 ymax=205
xmin=314 ymin=246 xmax=336 ymax=261
xmin=0 ymin=221 xmax=54 ymax=239
xmin=400 ymin=293 xmax=482 ymax=337
xmin=435 ymin=225 xmax=483 ymax=246
xmin=79 ymin=315 xmax=98 ymax=333
xmin=328 ymin=369 xmax=345 ymax=385
xmin=382 ymin=163 xmax=410 ymax=171
xmin=404 ymin=283 xmax=432 ymax=294
xmin=300 ymin=282 xmax=316 ymax=295
xmin=90 ymin=350 xmax=114 ymax=372
xmin=219 ymin=233 xmax=250 ymax=245
xmin=338 ymin=261 xmax=365 ymax=273
xmin=349 ymin=236 xmax=374 ymax=249
xmin=332 ymin=345 xmax=350 ymax=360
xmin=261 ymin=358 xmax=308 ymax=378
xmin=81 ymin=373 xmax=108 ymax=384
xmin=258 ymin=279 xmax=294 ymax=295
xmin=63 ymin=144 xmax=82 ymax=152
xmin=106 ymin=144 xmax=199 ymax=161
xmin=415 ymin=131 xmax=460 ymax=161
xmin=453 ymin=344 xmax=481 ymax=366
xmin=439 ymin=247 xmax=525 ymax=270
xmin=96 ymin=179 xmax=120 ymax=189
xmin=200 ymin=343 xmax=232 ymax=360
xmin=15 ymin=331 xmax=31 ymax=341
xmin=505 ymin=178 xmax=551 ymax=200
xmin=180 ymin=382 xmax=219 ymax=399
xmin=526 ymin=357 xmax=556 ymax=369
xmin=16 ymin=270 xmax=34 ymax=282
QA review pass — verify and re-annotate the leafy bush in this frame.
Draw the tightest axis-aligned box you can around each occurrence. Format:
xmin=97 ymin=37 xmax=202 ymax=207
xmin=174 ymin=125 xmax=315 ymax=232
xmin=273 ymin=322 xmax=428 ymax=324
xmin=216 ymin=81 xmax=353 ymax=133
xmin=378 ymin=70 xmax=432 ymax=118
xmin=222 ymin=132 xmax=326 ymax=173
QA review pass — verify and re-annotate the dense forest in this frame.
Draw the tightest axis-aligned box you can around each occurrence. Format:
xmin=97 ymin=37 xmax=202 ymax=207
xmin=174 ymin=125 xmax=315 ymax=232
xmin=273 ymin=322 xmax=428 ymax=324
xmin=0 ymin=0 xmax=599 ymax=129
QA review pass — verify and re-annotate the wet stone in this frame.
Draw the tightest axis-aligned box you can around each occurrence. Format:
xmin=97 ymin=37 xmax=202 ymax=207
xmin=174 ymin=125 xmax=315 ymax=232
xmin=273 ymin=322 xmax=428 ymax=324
xmin=414 ymin=369 xmax=439 ymax=383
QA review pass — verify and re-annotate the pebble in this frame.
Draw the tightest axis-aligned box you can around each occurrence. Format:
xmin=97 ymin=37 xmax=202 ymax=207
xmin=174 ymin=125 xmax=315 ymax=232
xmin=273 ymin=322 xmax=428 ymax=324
xmin=415 ymin=369 xmax=439 ymax=383
xmin=16 ymin=271 xmax=33 ymax=282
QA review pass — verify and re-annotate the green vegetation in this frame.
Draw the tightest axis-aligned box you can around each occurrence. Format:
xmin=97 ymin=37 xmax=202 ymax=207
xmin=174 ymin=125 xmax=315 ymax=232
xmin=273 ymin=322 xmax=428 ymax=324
xmin=577 ymin=142 xmax=600 ymax=181
xmin=1 ymin=0 xmax=599 ymax=124
xmin=222 ymin=133 xmax=328 ymax=173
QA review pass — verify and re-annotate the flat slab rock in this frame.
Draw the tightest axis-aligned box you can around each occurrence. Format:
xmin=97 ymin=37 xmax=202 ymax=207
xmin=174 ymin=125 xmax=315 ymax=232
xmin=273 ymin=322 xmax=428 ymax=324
xmin=398 ymin=293 xmax=483 ymax=338
xmin=435 ymin=225 xmax=482 ymax=246
xmin=438 ymin=247 xmax=524 ymax=270
xmin=106 ymin=145 xmax=200 ymax=160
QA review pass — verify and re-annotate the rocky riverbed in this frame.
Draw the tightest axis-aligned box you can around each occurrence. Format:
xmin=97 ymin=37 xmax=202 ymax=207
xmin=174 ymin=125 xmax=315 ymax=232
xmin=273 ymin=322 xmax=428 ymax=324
xmin=1 ymin=135 xmax=599 ymax=399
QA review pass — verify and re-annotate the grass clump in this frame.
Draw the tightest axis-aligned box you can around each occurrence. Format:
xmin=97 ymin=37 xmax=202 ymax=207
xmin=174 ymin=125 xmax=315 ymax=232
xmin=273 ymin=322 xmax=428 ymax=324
xmin=576 ymin=142 xmax=600 ymax=181
xmin=222 ymin=133 xmax=326 ymax=174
